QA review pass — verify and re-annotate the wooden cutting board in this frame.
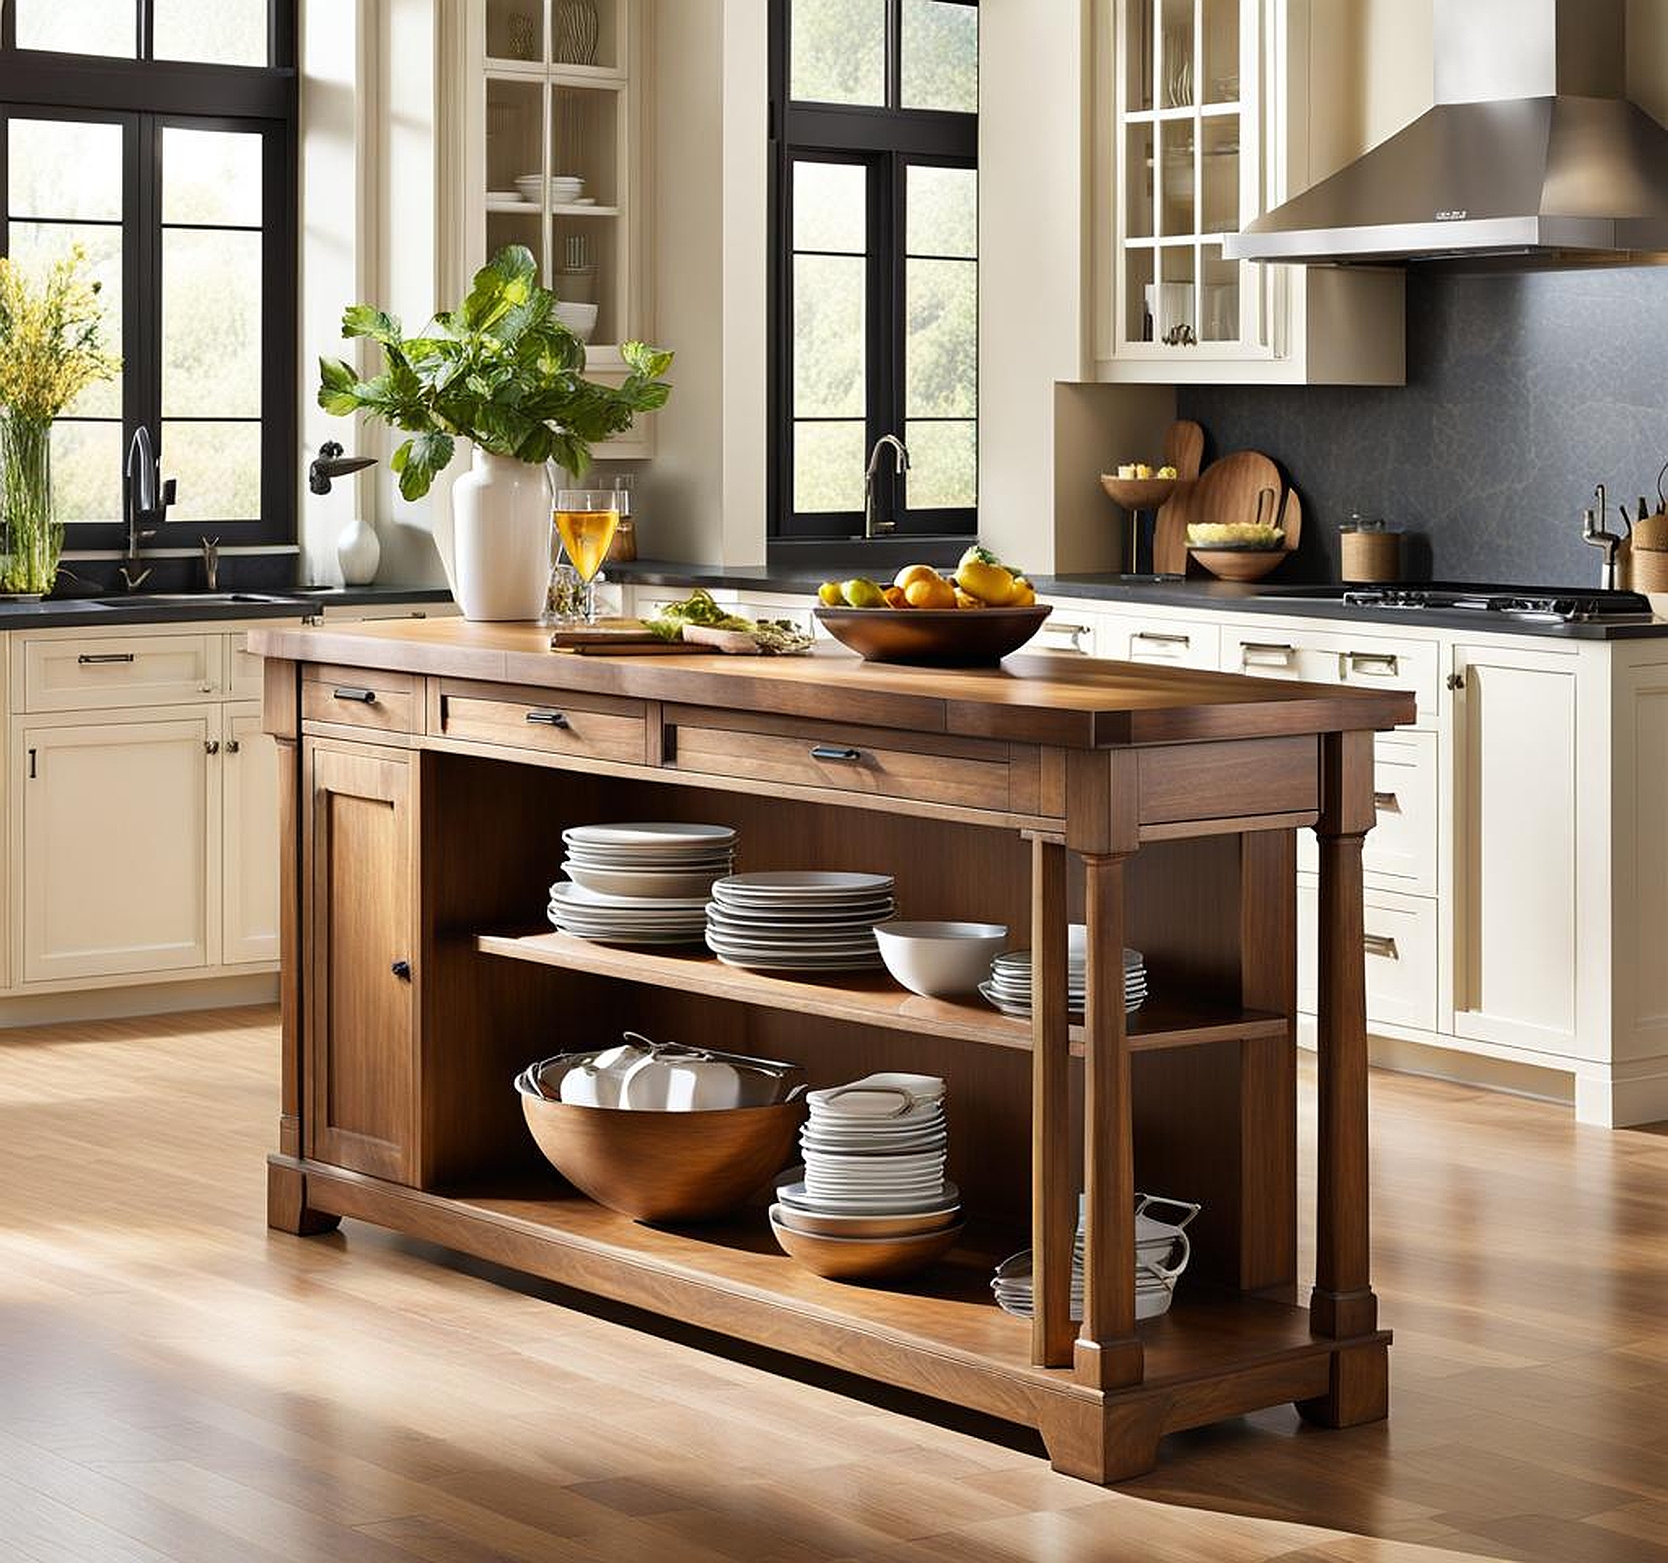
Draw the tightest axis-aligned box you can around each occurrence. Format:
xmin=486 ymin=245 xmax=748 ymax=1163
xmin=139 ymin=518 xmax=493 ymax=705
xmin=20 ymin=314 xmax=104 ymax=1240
xmin=1163 ymin=420 xmax=1205 ymax=482
xmin=1192 ymin=450 xmax=1285 ymax=532
xmin=1153 ymin=481 xmax=1201 ymax=575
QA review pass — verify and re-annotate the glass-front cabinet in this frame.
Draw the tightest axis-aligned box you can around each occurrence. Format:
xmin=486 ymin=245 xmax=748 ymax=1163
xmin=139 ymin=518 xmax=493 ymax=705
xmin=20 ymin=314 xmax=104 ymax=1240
xmin=446 ymin=0 xmax=652 ymax=451
xmin=1096 ymin=0 xmax=1405 ymax=386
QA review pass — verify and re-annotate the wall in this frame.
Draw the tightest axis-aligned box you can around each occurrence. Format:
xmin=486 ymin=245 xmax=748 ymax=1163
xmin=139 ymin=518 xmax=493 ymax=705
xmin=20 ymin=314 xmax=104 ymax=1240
xmin=1181 ymin=265 xmax=1668 ymax=586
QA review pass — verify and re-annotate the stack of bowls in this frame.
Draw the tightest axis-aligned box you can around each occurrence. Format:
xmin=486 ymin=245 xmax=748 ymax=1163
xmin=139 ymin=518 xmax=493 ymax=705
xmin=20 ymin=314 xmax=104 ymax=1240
xmin=991 ymin=1193 xmax=1200 ymax=1323
xmin=705 ymin=872 xmax=895 ymax=972
xmin=770 ymin=1073 xmax=963 ymax=1281
xmin=977 ymin=924 xmax=1146 ymax=1019
xmin=515 ymin=172 xmax=587 ymax=206
xmin=549 ymin=822 xmax=734 ymax=946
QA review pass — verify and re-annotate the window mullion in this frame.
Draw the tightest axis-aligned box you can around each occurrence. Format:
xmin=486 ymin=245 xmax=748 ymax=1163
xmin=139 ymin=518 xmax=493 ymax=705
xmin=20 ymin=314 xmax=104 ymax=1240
xmin=138 ymin=0 xmax=154 ymax=61
xmin=136 ymin=113 xmax=162 ymax=466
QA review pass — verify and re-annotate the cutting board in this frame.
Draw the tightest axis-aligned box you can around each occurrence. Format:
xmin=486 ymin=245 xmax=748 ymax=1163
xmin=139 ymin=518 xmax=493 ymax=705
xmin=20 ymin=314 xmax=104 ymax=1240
xmin=1164 ymin=420 xmax=1204 ymax=482
xmin=1192 ymin=450 xmax=1285 ymax=531
xmin=1149 ymin=422 xmax=1207 ymax=574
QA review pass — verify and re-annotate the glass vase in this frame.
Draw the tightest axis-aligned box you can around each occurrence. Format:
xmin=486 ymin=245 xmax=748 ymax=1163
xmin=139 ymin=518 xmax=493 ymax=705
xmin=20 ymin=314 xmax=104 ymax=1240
xmin=0 ymin=415 xmax=59 ymax=597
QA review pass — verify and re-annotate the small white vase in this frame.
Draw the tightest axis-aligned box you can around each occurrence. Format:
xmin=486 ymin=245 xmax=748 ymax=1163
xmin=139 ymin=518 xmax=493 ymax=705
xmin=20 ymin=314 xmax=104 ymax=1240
xmin=336 ymin=516 xmax=381 ymax=586
xmin=450 ymin=447 xmax=551 ymax=621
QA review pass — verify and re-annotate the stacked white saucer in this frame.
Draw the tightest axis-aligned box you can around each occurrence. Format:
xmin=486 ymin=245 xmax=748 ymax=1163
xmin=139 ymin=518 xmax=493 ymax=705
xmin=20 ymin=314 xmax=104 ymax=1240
xmin=978 ymin=924 xmax=1146 ymax=1020
xmin=549 ymin=822 xmax=734 ymax=945
xmin=775 ymin=1073 xmax=961 ymax=1235
xmin=706 ymin=871 xmax=895 ymax=972
xmin=991 ymin=1194 xmax=1199 ymax=1323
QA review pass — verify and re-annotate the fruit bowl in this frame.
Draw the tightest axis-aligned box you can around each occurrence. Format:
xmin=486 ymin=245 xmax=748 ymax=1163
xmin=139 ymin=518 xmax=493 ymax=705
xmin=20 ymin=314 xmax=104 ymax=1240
xmin=815 ymin=605 xmax=1053 ymax=666
xmin=1100 ymin=474 xmax=1181 ymax=511
xmin=1186 ymin=545 xmax=1289 ymax=583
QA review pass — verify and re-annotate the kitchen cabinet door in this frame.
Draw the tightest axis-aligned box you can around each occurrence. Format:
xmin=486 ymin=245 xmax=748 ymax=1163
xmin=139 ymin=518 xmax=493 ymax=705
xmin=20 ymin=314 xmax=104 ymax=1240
xmin=304 ymin=741 xmax=418 ymax=1183
xmin=1451 ymin=645 xmax=1580 ymax=1057
xmin=18 ymin=712 xmax=218 ymax=983
xmin=222 ymin=702 xmax=280 ymax=966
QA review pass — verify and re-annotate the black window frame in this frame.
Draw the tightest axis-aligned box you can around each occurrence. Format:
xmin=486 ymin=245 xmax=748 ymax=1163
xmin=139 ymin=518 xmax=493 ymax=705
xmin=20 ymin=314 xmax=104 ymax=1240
xmin=768 ymin=0 xmax=978 ymax=561
xmin=0 ymin=0 xmax=298 ymax=553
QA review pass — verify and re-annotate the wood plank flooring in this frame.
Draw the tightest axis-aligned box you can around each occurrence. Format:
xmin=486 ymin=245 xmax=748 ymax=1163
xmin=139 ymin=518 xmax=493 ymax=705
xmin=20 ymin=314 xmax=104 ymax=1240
xmin=2 ymin=1007 xmax=1666 ymax=1561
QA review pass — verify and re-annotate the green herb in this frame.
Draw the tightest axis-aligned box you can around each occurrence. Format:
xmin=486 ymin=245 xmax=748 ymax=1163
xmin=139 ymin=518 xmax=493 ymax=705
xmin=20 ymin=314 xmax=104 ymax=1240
xmin=317 ymin=245 xmax=672 ymax=500
xmin=645 ymin=590 xmax=813 ymax=655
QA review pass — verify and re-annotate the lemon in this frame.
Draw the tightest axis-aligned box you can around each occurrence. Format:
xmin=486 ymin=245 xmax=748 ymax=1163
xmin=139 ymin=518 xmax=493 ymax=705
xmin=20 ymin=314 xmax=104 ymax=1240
xmin=817 ymin=580 xmax=845 ymax=607
xmin=842 ymin=577 xmax=887 ymax=609
xmin=894 ymin=563 xmax=942 ymax=591
xmin=956 ymin=559 xmax=1016 ymax=605
xmin=1009 ymin=577 xmax=1037 ymax=607
xmin=904 ymin=575 xmax=958 ymax=610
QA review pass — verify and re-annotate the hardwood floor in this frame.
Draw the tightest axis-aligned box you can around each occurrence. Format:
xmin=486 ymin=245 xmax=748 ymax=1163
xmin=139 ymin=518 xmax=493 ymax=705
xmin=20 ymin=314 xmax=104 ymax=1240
xmin=3 ymin=1008 xmax=1666 ymax=1562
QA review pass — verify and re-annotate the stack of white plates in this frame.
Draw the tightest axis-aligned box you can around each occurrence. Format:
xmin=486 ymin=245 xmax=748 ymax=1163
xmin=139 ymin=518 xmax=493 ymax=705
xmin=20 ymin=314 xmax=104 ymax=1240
xmin=991 ymin=1194 xmax=1199 ymax=1324
xmin=978 ymin=926 xmax=1146 ymax=1019
xmin=549 ymin=823 xmax=735 ymax=945
xmin=705 ymin=872 xmax=895 ymax=972
xmin=515 ymin=172 xmax=587 ymax=206
xmin=776 ymin=1073 xmax=961 ymax=1236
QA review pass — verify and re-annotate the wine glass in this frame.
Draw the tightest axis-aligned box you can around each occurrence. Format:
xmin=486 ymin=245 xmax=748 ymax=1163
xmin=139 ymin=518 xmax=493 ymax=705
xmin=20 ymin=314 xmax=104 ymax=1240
xmin=552 ymin=488 xmax=620 ymax=625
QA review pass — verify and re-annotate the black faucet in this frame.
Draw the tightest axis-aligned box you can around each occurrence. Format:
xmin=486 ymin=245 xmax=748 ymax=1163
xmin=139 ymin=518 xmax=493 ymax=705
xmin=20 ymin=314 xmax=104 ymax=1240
xmin=309 ymin=441 xmax=377 ymax=495
xmin=122 ymin=427 xmax=176 ymax=590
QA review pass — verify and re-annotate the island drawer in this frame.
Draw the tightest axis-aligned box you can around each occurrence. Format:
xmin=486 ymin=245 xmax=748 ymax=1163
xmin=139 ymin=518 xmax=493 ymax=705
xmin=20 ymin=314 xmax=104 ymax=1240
xmin=664 ymin=708 xmax=1040 ymax=816
xmin=432 ymin=681 xmax=650 ymax=765
xmin=301 ymin=665 xmax=420 ymax=734
xmin=22 ymin=633 xmax=221 ymax=711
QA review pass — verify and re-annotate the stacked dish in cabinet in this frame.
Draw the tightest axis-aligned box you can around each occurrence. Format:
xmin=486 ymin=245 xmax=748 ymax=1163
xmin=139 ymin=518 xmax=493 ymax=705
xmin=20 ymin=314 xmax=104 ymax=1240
xmin=548 ymin=822 xmax=734 ymax=945
xmin=770 ymin=1074 xmax=963 ymax=1280
xmin=979 ymin=924 xmax=1147 ymax=1019
xmin=706 ymin=872 xmax=896 ymax=972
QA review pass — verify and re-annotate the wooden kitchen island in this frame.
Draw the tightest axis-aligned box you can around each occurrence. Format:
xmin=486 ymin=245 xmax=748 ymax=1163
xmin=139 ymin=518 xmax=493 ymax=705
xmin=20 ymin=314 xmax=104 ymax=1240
xmin=252 ymin=618 xmax=1413 ymax=1483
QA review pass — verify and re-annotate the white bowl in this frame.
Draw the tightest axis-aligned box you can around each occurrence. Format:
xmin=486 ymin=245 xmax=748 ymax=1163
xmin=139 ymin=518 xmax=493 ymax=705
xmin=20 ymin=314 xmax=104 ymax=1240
xmin=874 ymin=921 xmax=1009 ymax=998
xmin=554 ymin=301 xmax=598 ymax=342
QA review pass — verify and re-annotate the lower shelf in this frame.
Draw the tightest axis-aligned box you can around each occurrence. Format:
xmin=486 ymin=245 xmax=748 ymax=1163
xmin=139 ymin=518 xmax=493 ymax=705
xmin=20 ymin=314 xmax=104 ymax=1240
xmin=277 ymin=1155 xmax=1387 ymax=1452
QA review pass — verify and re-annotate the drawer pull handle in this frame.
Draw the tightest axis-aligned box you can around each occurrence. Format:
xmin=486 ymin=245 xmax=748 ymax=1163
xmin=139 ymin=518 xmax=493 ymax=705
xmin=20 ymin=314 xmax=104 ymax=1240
xmin=525 ymin=710 xmax=570 ymax=729
xmin=1049 ymin=623 xmax=1093 ymax=636
xmin=1241 ymin=642 xmax=1295 ymax=664
xmin=1347 ymin=651 xmax=1400 ymax=676
xmin=1364 ymin=933 xmax=1399 ymax=960
xmin=77 ymin=652 xmax=135 ymax=665
xmin=333 ymin=687 xmax=377 ymax=704
xmin=811 ymin=745 xmax=863 ymax=763
xmin=1133 ymin=631 xmax=1189 ymax=647
xmin=1373 ymin=790 xmax=1399 ymax=810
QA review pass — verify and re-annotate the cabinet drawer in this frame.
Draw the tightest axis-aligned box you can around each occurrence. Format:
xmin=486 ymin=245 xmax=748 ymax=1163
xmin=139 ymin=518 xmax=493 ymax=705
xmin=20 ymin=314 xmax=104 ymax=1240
xmin=23 ymin=634 xmax=220 ymax=712
xmin=1104 ymin=615 xmax=1220 ymax=670
xmin=301 ymin=666 xmax=419 ymax=734
xmin=1223 ymin=625 xmax=1437 ymax=724
xmin=435 ymin=684 xmax=649 ymax=765
xmin=1298 ymin=730 xmax=1436 ymax=894
xmin=667 ymin=710 xmax=1030 ymax=815
xmin=1299 ymin=881 xmax=1438 ymax=1034
xmin=1033 ymin=610 xmax=1100 ymax=657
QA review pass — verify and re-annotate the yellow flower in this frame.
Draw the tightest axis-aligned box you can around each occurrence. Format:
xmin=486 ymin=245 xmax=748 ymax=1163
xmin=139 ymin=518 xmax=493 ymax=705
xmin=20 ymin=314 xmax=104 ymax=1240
xmin=0 ymin=244 xmax=121 ymax=421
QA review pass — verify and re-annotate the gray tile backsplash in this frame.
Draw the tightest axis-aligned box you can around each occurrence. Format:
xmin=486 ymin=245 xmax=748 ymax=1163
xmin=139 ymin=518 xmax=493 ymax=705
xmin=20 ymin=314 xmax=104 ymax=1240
xmin=1178 ymin=265 xmax=1668 ymax=587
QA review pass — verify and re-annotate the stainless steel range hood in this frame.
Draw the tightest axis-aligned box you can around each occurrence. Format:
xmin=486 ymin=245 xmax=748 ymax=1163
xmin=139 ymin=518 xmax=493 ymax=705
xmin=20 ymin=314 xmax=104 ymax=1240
xmin=1223 ymin=0 xmax=1668 ymax=265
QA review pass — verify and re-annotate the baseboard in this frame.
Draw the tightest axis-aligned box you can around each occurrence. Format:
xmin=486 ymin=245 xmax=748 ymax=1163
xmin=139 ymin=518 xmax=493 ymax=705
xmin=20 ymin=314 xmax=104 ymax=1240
xmin=0 ymin=972 xmax=279 ymax=1028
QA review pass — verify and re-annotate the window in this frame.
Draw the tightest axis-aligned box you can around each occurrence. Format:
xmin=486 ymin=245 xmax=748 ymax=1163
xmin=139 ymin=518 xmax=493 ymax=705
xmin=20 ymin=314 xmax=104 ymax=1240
xmin=770 ymin=0 xmax=978 ymax=551
xmin=0 ymin=2 xmax=296 ymax=552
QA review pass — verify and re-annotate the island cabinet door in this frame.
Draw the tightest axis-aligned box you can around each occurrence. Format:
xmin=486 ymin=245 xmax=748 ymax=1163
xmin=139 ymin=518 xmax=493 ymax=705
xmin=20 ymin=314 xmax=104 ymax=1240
xmin=304 ymin=741 xmax=418 ymax=1183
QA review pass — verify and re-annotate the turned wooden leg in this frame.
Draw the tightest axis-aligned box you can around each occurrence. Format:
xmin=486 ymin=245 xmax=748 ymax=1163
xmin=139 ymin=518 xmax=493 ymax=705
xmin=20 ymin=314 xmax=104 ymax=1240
xmin=1038 ymin=1393 xmax=1164 ymax=1484
xmin=1075 ymin=851 xmax=1143 ymax=1391
xmin=267 ymin=1159 xmax=341 ymax=1237
xmin=1311 ymin=731 xmax=1378 ymax=1340
xmin=1031 ymin=836 xmax=1075 ymax=1369
xmin=1297 ymin=1340 xmax=1390 ymax=1428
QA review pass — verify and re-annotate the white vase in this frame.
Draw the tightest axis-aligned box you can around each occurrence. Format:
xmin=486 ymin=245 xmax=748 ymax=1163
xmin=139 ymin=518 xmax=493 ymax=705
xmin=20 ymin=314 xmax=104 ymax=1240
xmin=450 ymin=447 xmax=551 ymax=621
xmin=336 ymin=516 xmax=381 ymax=586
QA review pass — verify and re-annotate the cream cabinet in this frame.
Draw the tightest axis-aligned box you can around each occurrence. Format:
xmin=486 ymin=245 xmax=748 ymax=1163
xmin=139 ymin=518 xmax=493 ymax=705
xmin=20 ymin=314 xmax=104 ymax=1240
xmin=1092 ymin=0 xmax=1404 ymax=385
xmin=223 ymin=703 xmax=281 ymax=966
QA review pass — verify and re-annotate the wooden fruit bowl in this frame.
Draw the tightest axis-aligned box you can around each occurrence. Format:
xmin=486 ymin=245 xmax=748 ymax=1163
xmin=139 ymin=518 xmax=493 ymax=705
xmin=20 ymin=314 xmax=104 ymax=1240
xmin=1100 ymin=474 xmax=1180 ymax=511
xmin=769 ymin=1206 xmax=966 ymax=1283
xmin=1186 ymin=545 xmax=1289 ymax=583
xmin=815 ymin=605 xmax=1052 ymax=666
xmin=518 ymin=1080 xmax=805 ymax=1224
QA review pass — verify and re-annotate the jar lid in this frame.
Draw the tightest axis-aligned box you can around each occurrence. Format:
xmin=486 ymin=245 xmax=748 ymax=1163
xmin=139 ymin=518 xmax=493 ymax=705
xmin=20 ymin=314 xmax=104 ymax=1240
xmin=1341 ymin=513 xmax=1397 ymax=534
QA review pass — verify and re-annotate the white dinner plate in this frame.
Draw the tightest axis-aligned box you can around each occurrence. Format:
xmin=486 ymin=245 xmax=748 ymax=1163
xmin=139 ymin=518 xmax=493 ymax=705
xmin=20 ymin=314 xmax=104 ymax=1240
xmin=565 ymin=823 xmax=736 ymax=848
xmin=778 ymin=1178 xmax=960 ymax=1215
xmin=716 ymin=871 xmax=894 ymax=897
xmin=549 ymin=881 xmax=714 ymax=912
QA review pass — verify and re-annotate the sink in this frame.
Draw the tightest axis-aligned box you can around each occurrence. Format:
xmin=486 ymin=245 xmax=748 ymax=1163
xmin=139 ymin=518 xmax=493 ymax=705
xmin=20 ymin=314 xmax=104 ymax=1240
xmin=92 ymin=592 xmax=301 ymax=607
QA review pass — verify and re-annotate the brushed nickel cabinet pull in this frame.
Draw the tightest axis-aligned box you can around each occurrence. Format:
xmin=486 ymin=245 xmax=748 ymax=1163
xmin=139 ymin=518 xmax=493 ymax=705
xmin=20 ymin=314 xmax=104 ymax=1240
xmin=1347 ymin=650 xmax=1400 ymax=675
xmin=333 ymin=687 xmax=376 ymax=704
xmin=811 ymin=745 xmax=863 ymax=762
xmin=1364 ymin=933 xmax=1399 ymax=960
xmin=1133 ymin=630 xmax=1190 ymax=646
xmin=77 ymin=652 xmax=135 ymax=665
xmin=525 ymin=710 xmax=570 ymax=728
xmin=1241 ymin=641 xmax=1295 ymax=664
xmin=1373 ymin=790 xmax=1398 ymax=810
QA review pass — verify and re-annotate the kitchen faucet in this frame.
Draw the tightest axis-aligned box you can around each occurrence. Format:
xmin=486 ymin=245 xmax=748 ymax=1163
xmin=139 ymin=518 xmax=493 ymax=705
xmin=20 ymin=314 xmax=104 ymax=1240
xmin=863 ymin=435 xmax=910 ymax=539
xmin=122 ymin=427 xmax=175 ymax=590
xmin=1583 ymin=482 xmax=1626 ymax=590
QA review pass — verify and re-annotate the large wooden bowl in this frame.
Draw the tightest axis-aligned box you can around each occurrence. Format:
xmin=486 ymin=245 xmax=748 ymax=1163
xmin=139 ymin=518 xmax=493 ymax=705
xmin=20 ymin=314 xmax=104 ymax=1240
xmin=1099 ymin=474 xmax=1180 ymax=511
xmin=815 ymin=605 xmax=1052 ymax=666
xmin=518 ymin=1085 xmax=804 ymax=1224
xmin=1186 ymin=545 xmax=1289 ymax=583
xmin=769 ymin=1207 xmax=965 ymax=1283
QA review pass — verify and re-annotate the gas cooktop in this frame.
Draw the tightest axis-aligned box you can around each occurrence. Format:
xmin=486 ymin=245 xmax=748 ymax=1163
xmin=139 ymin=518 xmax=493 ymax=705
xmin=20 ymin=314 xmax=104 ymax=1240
xmin=1263 ymin=583 xmax=1658 ymax=625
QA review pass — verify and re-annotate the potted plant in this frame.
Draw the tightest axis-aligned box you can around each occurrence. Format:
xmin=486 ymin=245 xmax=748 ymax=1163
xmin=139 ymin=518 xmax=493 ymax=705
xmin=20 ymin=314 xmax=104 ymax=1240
xmin=0 ymin=246 xmax=120 ymax=598
xmin=318 ymin=245 xmax=672 ymax=620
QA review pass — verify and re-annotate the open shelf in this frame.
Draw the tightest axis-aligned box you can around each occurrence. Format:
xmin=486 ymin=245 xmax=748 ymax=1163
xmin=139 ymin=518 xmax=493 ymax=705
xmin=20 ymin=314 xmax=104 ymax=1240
xmin=475 ymin=929 xmax=1288 ymax=1056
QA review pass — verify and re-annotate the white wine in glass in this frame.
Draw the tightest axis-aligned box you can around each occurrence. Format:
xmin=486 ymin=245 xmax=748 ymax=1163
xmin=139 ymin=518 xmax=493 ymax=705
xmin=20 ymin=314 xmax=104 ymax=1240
xmin=553 ymin=489 xmax=620 ymax=624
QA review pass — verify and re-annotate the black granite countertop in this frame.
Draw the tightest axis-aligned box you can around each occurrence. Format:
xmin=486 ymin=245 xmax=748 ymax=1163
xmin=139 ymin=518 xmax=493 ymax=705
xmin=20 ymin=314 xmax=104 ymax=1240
xmin=604 ymin=561 xmax=1668 ymax=641
xmin=0 ymin=584 xmax=453 ymax=632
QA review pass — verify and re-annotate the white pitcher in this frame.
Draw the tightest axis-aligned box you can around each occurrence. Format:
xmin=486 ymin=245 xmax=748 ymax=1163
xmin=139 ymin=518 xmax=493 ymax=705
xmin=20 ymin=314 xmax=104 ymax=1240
xmin=449 ymin=446 xmax=550 ymax=621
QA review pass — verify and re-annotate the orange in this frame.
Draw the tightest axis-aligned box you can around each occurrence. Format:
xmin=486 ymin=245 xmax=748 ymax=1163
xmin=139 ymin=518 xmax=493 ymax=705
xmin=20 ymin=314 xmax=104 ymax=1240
xmin=904 ymin=575 xmax=957 ymax=610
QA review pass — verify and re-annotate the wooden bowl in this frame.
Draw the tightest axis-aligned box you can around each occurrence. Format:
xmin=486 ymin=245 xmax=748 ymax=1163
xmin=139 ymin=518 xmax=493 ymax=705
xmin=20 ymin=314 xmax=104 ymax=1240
xmin=1186 ymin=546 xmax=1289 ymax=583
xmin=768 ymin=1206 xmax=966 ymax=1282
xmin=815 ymin=605 xmax=1052 ymax=666
xmin=518 ymin=1086 xmax=804 ymax=1223
xmin=1099 ymin=474 xmax=1180 ymax=511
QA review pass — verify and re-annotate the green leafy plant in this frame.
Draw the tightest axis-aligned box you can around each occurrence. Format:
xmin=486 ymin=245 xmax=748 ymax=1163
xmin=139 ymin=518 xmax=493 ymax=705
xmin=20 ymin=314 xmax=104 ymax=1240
xmin=317 ymin=245 xmax=671 ymax=501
